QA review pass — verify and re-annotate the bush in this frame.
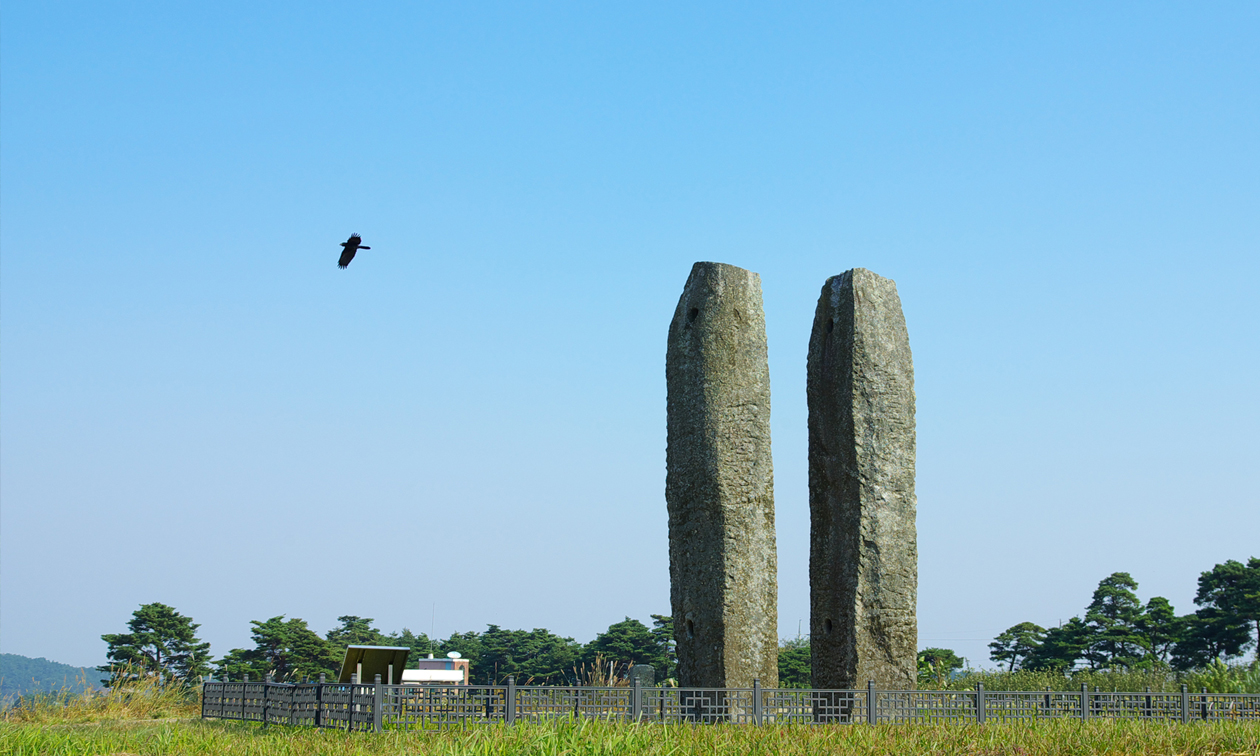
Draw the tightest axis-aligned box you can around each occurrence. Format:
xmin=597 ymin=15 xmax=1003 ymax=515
xmin=916 ymin=661 xmax=1260 ymax=694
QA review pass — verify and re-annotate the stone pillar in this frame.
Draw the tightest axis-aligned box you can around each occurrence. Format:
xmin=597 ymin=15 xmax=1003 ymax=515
xmin=628 ymin=664 xmax=656 ymax=688
xmin=808 ymin=268 xmax=917 ymax=690
xmin=666 ymin=262 xmax=778 ymax=689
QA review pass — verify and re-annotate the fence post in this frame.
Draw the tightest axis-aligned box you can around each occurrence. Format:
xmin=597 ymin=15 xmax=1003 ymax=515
xmin=506 ymin=676 xmax=517 ymax=726
xmin=262 ymin=676 xmax=269 ymax=726
xmin=348 ymin=673 xmax=358 ymax=732
xmin=1079 ymin=683 xmax=1088 ymax=722
xmin=1201 ymin=686 xmax=1209 ymax=721
xmin=631 ymin=676 xmax=642 ymax=722
xmin=1181 ymin=684 xmax=1189 ymax=724
xmin=317 ymin=674 xmax=325 ymax=728
xmin=373 ymin=674 xmax=383 ymax=733
xmin=976 ymin=683 xmax=985 ymax=724
xmin=867 ymin=680 xmax=877 ymax=725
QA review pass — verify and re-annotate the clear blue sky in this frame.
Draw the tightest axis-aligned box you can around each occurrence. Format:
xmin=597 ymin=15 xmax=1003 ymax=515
xmin=2 ymin=2 xmax=1256 ymax=671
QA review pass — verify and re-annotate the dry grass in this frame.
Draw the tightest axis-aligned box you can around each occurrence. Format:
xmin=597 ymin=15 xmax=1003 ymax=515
xmin=572 ymin=654 xmax=631 ymax=687
xmin=1 ymin=666 xmax=199 ymax=725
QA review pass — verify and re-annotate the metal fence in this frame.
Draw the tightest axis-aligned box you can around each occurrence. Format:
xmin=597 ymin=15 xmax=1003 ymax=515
xmin=201 ymin=675 xmax=1260 ymax=732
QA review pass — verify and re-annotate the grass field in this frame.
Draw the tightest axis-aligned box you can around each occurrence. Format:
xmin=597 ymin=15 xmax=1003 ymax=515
xmin=4 ymin=673 xmax=1257 ymax=755
xmin=5 ymin=717 xmax=1260 ymax=756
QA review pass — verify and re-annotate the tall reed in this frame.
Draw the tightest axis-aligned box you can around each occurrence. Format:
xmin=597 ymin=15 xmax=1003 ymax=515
xmin=1 ymin=664 xmax=200 ymax=725
xmin=572 ymin=654 xmax=631 ymax=687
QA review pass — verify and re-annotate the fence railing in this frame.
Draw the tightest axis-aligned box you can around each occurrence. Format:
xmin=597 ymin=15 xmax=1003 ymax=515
xmin=201 ymin=675 xmax=1260 ymax=732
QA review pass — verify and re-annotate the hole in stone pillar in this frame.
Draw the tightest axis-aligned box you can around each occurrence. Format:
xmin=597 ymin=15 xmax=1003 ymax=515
xmin=686 ymin=619 xmax=695 ymax=639
xmin=688 ymin=307 xmax=699 ymax=323
xmin=825 ymin=618 xmax=833 ymax=635
xmin=826 ymin=319 xmax=834 ymax=334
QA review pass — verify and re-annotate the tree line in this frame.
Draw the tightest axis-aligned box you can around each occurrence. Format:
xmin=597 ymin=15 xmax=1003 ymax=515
xmin=100 ymin=558 xmax=1256 ymax=688
xmin=101 ymin=608 xmax=677 ymax=686
xmin=778 ymin=558 xmax=1259 ymax=688
xmin=987 ymin=558 xmax=1258 ymax=673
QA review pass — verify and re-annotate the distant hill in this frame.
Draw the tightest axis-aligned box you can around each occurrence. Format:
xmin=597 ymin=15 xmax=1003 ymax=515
xmin=0 ymin=653 xmax=107 ymax=708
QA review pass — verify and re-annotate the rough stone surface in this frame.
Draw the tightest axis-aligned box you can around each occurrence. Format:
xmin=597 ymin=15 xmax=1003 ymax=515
xmin=807 ymin=268 xmax=917 ymax=690
xmin=628 ymin=664 xmax=656 ymax=688
xmin=666 ymin=261 xmax=778 ymax=689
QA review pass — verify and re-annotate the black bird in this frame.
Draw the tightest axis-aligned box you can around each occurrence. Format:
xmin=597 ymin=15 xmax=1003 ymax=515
xmin=337 ymin=233 xmax=371 ymax=268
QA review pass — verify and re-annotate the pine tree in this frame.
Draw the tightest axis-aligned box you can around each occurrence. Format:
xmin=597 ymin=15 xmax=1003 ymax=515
xmin=988 ymin=622 xmax=1045 ymax=671
xmin=325 ymin=616 xmax=385 ymax=652
xmin=917 ymin=648 xmax=964 ymax=687
xmin=1135 ymin=596 xmax=1183 ymax=664
xmin=582 ymin=617 xmax=666 ymax=680
xmin=99 ymin=603 xmax=211 ymax=685
xmin=386 ymin=628 xmax=435 ymax=667
xmin=216 ymin=616 xmax=339 ymax=682
xmin=1192 ymin=558 xmax=1260 ymax=662
xmin=649 ymin=614 xmax=677 ymax=681
xmin=1082 ymin=572 xmax=1145 ymax=668
xmin=778 ymin=637 xmax=811 ymax=688
xmin=1023 ymin=617 xmax=1091 ymax=671
xmin=475 ymin=625 xmax=579 ymax=685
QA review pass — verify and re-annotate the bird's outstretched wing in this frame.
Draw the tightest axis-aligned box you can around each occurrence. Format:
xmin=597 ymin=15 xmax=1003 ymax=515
xmin=346 ymin=233 xmax=362 ymax=245
xmin=338 ymin=248 xmax=356 ymax=268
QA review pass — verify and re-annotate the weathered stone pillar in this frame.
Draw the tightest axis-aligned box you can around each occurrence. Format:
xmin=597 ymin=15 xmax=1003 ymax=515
xmin=666 ymin=261 xmax=778 ymax=689
xmin=808 ymin=268 xmax=917 ymax=691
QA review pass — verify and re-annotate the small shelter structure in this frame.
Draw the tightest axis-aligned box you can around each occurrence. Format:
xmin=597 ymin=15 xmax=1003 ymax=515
xmin=338 ymin=645 xmax=411 ymax=684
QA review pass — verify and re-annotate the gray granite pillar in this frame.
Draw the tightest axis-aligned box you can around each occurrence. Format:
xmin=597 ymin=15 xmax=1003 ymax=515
xmin=808 ymin=268 xmax=917 ymax=691
xmin=666 ymin=261 xmax=778 ymax=689
xmin=628 ymin=664 xmax=656 ymax=688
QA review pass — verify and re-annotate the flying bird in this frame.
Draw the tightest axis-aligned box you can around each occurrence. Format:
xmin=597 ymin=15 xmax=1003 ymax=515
xmin=337 ymin=233 xmax=371 ymax=268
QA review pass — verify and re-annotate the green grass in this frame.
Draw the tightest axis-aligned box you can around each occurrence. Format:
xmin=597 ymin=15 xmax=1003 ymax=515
xmin=5 ymin=669 xmax=1257 ymax=754
xmin=4 ymin=717 xmax=1259 ymax=756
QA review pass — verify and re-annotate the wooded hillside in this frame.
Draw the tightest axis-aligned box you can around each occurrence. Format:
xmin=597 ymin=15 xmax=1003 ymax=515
xmin=0 ymin=653 xmax=105 ymax=708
